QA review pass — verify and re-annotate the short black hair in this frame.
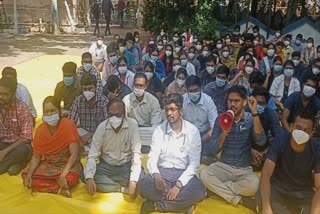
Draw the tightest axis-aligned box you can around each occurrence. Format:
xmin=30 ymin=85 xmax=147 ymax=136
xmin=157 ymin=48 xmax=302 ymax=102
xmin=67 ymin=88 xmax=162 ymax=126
xmin=216 ymin=65 xmax=230 ymax=77
xmin=134 ymin=72 xmax=147 ymax=82
xmin=80 ymin=72 xmax=97 ymax=87
xmin=249 ymin=72 xmax=266 ymax=85
xmin=107 ymin=42 xmax=118 ymax=54
xmin=62 ymin=62 xmax=77 ymax=74
xmin=117 ymin=38 xmax=126 ymax=46
xmin=283 ymin=60 xmax=294 ymax=68
xmin=234 ymin=25 xmax=240 ymax=31
xmin=42 ymin=96 xmax=61 ymax=114
xmin=186 ymin=75 xmax=201 ymax=88
xmin=144 ymin=61 xmax=155 ymax=72
xmin=0 ymin=76 xmax=18 ymax=93
xmin=107 ymin=97 xmax=125 ymax=114
xmin=252 ymin=25 xmax=260 ymax=31
xmin=117 ymin=56 xmax=128 ymax=66
xmin=163 ymin=93 xmax=184 ymax=109
xmin=284 ymin=34 xmax=292 ymax=40
xmin=81 ymin=52 xmax=92 ymax=60
xmin=273 ymin=56 xmax=283 ymax=64
xmin=148 ymin=44 xmax=157 ymax=54
xmin=176 ymin=67 xmax=188 ymax=78
xmin=296 ymin=34 xmax=303 ymax=40
xmin=291 ymin=51 xmax=301 ymax=59
xmin=227 ymin=85 xmax=247 ymax=99
xmin=252 ymin=86 xmax=270 ymax=102
xmin=2 ymin=67 xmax=17 ymax=79
xmin=293 ymin=110 xmax=315 ymax=126
xmin=303 ymin=74 xmax=318 ymax=84
xmin=206 ymin=55 xmax=218 ymax=64
xmin=188 ymin=46 xmax=196 ymax=53
xmin=106 ymin=75 xmax=121 ymax=93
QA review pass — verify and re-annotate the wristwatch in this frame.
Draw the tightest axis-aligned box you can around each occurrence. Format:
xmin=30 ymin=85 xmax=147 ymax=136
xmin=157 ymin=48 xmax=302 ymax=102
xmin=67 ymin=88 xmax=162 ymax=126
xmin=176 ymin=180 xmax=183 ymax=189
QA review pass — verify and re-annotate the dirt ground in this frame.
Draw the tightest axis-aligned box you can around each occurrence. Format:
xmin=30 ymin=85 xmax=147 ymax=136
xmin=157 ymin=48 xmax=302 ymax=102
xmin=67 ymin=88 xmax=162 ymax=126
xmin=0 ymin=26 xmax=148 ymax=70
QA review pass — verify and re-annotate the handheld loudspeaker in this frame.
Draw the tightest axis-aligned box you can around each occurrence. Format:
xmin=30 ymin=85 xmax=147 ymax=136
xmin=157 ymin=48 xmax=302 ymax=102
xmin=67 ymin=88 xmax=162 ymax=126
xmin=219 ymin=110 xmax=234 ymax=131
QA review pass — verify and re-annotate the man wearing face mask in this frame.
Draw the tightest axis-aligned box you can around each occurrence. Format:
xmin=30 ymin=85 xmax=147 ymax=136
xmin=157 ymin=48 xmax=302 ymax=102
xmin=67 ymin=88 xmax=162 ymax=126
xmin=258 ymin=111 xmax=320 ymax=214
xmin=54 ymin=62 xmax=81 ymax=116
xmin=77 ymin=52 xmax=102 ymax=95
xmin=88 ymin=35 xmax=107 ymax=72
xmin=103 ymin=75 xmax=131 ymax=100
xmin=203 ymin=65 xmax=231 ymax=114
xmin=200 ymin=55 xmax=220 ymax=88
xmin=126 ymin=35 xmax=140 ymax=68
xmin=82 ymin=98 xmax=143 ymax=199
xmin=179 ymin=51 xmax=196 ymax=77
xmin=123 ymin=73 xmax=162 ymax=127
xmin=163 ymin=58 xmax=181 ymax=88
xmin=182 ymin=76 xmax=218 ymax=160
xmin=117 ymin=38 xmax=136 ymax=72
xmin=282 ymin=34 xmax=294 ymax=61
xmin=102 ymin=43 xmax=119 ymax=86
xmin=200 ymin=86 xmax=266 ymax=211
xmin=69 ymin=73 xmax=108 ymax=152
xmin=282 ymin=75 xmax=320 ymax=132
xmin=290 ymin=51 xmax=305 ymax=83
xmin=301 ymin=58 xmax=320 ymax=86
xmin=0 ymin=77 xmax=33 ymax=175
xmin=187 ymin=46 xmax=201 ymax=75
xmin=291 ymin=34 xmax=304 ymax=53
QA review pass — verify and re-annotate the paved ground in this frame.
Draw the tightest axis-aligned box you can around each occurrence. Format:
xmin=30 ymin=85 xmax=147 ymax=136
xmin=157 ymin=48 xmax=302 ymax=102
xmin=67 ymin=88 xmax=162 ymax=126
xmin=0 ymin=26 xmax=148 ymax=70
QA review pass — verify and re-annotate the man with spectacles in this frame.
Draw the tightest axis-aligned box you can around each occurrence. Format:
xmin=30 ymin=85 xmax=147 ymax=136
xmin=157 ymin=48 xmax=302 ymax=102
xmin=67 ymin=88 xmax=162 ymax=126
xmin=0 ymin=77 xmax=33 ymax=175
xmin=139 ymin=93 xmax=206 ymax=214
xmin=122 ymin=73 xmax=161 ymax=127
xmin=200 ymin=85 xmax=266 ymax=211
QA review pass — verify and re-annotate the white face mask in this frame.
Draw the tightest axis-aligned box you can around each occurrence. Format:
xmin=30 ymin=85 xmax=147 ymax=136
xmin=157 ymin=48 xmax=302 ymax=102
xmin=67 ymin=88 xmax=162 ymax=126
xmin=173 ymin=65 xmax=181 ymax=72
xmin=118 ymin=66 xmax=127 ymax=74
xmin=157 ymin=45 xmax=163 ymax=51
xmin=176 ymin=79 xmax=186 ymax=87
xmin=188 ymin=53 xmax=195 ymax=59
xmin=109 ymin=116 xmax=123 ymax=129
xmin=284 ymin=68 xmax=294 ymax=77
xmin=307 ymin=43 xmax=313 ymax=48
xmin=196 ymin=45 xmax=202 ymax=51
xmin=175 ymin=47 xmax=181 ymax=53
xmin=202 ymin=50 xmax=209 ymax=56
xmin=206 ymin=66 xmax=215 ymax=74
xmin=292 ymin=59 xmax=300 ymax=66
xmin=134 ymin=87 xmax=145 ymax=97
xmin=222 ymin=51 xmax=229 ymax=58
xmin=173 ymin=37 xmax=179 ymax=42
xmin=245 ymin=66 xmax=254 ymax=74
xmin=83 ymin=91 xmax=95 ymax=101
xmin=284 ymin=40 xmax=290 ymax=46
xmin=165 ymin=50 xmax=172 ymax=57
xmin=267 ymin=49 xmax=275 ymax=57
xmin=312 ymin=67 xmax=320 ymax=75
xmin=43 ymin=113 xmax=60 ymax=126
xmin=97 ymin=40 xmax=103 ymax=46
xmin=135 ymin=37 xmax=139 ymax=42
xmin=253 ymin=40 xmax=259 ymax=46
xmin=145 ymin=72 xmax=153 ymax=80
xmin=275 ymin=32 xmax=280 ymax=37
xmin=292 ymin=129 xmax=310 ymax=145
xmin=216 ymin=44 xmax=222 ymax=49
xmin=303 ymin=85 xmax=316 ymax=97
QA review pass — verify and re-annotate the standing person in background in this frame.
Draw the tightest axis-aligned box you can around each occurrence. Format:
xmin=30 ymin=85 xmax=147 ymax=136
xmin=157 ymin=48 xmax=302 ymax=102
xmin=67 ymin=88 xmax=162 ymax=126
xmin=91 ymin=0 xmax=100 ymax=36
xmin=88 ymin=35 xmax=107 ymax=72
xmin=117 ymin=0 xmax=126 ymax=28
xmin=101 ymin=0 xmax=114 ymax=35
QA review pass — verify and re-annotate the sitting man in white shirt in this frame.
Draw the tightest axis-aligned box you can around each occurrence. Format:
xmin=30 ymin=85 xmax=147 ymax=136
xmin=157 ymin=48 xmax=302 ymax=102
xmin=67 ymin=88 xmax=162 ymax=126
xmin=139 ymin=93 xmax=206 ymax=214
xmin=123 ymin=73 xmax=162 ymax=127
xmin=182 ymin=75 xmax=218 ymax=162
xmin=2 ymin=67 xmax=37 ymax=124
xmin=88 ymin=35 xmax=107 ymax=72
xmin=82 ymin=98 xmax=142 ymax=199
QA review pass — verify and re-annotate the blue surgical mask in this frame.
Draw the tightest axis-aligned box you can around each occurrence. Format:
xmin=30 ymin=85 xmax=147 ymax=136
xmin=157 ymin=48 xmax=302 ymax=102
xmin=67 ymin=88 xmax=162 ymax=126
xmin=151 ymin=55 xmax=159 ymax=62
xmin=181 ymin=59 xmax=188 ymax=67
xmin=43 ymin=113 xmax=60 ymax=126
xmin=216 ymin=77 xmax=226 ymax=88
xmin=110 ymin=55 xmax=118 ymax=64
xmin=63 ymin=76 xmax=74 ymax=86
xmin=119 ymin=46 xmax=126 ymax=53
xmin=189 ymin=91 xmax=201 ymax=102
xmin=257 ymin=104 xmax=265 ymax=114
xmin=284 ymin=68 xmax=294 ymax=77
xmin=273 ymin=65 xmax=283 ymax=73
xmin=83 ymin=63 xmax=92 ymax=72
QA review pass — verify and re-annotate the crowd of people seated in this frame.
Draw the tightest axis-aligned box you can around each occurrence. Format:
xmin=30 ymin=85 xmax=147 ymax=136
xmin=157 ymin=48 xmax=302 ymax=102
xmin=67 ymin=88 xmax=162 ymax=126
xmin=1 ymin=25 xmax=320 ymax=214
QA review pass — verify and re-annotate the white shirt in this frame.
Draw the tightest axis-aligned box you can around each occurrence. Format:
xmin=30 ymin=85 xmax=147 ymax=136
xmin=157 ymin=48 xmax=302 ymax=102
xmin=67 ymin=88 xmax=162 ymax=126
xmin=16 ymin=83 xmax=37 ymax=118
xmin=182 ymin=92 xmax=218 ymax=133
xmin=89 ymin=43 xmax=108 ymax=63
xmin=186 ymin=62 xmax=196 ymax=76
xmin=269 ymin=74 xmax=301 ymax=101
xmin=84 ymin=117 xmax=142 ymax=182
xmin=147 ymin=119 xmax=201 ymax=186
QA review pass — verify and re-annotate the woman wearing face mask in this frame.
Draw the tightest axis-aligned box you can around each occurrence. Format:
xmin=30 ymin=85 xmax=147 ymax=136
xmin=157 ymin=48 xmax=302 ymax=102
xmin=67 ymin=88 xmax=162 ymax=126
xmin=144 ymin=61 xmax=165 ymax=105
xmin=166 ymin=67 xmax=188 ymax=96
xmin=261 ymin=43 xmax=277 ymax=75
xmin=302 ymin=37 xmax=316 ymax=65
xmin=161 ymin=44 xmax=174 ymax=76
xmin=237 ymin=50 xmax=259 ymax=71
xmin=157 ymin=39 xmax=165 ymax=59
xmin=253 ymin=35 xmax=265 ymax=63
xmin=188 ymin=46 xmax=201 ymax=75
xmin=220 ymin=45 xmax=237 ymax=70
xmin=134 ymin=31 xmax=143 ymax=55
xmin=264 ymin=56 xmax=283 ymax=90
xmin=269 ymin=60 xmax=301 ymax=111
xmin=143 ymin=35 xmax=155 ymax=54
xmin=22 ymin=96 xmax=82 ymax=198
xmin=200 ymin=54 xmax=220 ymax=88
xmin=215 ymin=39 xmax=224 ymax=56
xmin=117 ymin=57 xmax=135 ymax=90
xmin=229 ymin=57 xmax=256 ymax=92
xmin=197 ymin=45 xmax=211 ymax=70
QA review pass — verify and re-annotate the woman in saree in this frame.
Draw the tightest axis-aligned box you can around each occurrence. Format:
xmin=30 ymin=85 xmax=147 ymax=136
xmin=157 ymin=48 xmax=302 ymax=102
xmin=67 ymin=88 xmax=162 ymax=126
xmin=22 ymin=96 xmax=82 ymax=197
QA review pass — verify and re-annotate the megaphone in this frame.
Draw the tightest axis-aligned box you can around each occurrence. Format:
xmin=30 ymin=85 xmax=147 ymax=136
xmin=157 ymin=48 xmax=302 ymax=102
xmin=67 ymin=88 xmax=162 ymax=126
xmin=219 ymin=110 xmax=234 ymax=131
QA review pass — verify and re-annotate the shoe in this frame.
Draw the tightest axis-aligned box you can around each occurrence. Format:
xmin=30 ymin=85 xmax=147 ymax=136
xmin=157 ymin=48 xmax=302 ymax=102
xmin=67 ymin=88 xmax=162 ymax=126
xmin=8 ymin=162 xmax=25 ymax=176
xmin=140 ymin=200 xmax=155 ymax=214
xmin=241 ymin=196 xmax=258 ymax=213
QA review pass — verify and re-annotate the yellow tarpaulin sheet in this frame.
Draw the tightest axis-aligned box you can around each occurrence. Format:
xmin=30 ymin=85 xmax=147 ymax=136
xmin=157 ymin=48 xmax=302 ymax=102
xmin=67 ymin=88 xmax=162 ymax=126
xmin=0 ymin=55 xmax=254 ymax=213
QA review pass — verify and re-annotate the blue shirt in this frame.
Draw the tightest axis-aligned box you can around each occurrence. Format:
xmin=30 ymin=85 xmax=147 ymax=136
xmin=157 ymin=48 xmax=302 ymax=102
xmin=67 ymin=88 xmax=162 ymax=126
xmin=124 ymin=50 xmax=136 ymax=70
xmin=209 ymin=112 xmax=266 ymax=167
xmin=284 ymin=92 xmax=320 ymax=124
xmin=203 ymin=81 xmax=231 ymax=114
xmin=268 ymin=129 xmax=320 ymax=195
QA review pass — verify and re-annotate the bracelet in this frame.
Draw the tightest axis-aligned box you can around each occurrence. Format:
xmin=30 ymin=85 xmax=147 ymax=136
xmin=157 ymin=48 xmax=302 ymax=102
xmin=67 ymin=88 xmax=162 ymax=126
xmin=252 ymin=112 xmax=259 ymax=117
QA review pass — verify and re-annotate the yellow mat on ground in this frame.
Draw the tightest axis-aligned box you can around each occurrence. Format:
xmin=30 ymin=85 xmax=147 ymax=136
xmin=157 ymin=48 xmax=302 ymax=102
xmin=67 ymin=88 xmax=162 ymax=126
xmin=0 ymin=55 xmax=254 ymax=213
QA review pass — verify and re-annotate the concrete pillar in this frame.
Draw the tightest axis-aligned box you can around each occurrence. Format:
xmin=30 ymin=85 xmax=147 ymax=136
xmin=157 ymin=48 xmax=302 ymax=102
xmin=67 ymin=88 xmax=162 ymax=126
xmin=13 ymin=0 xmax=18 ymax=34
xmin=51 ymin=0 xmax=60 ymax=34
